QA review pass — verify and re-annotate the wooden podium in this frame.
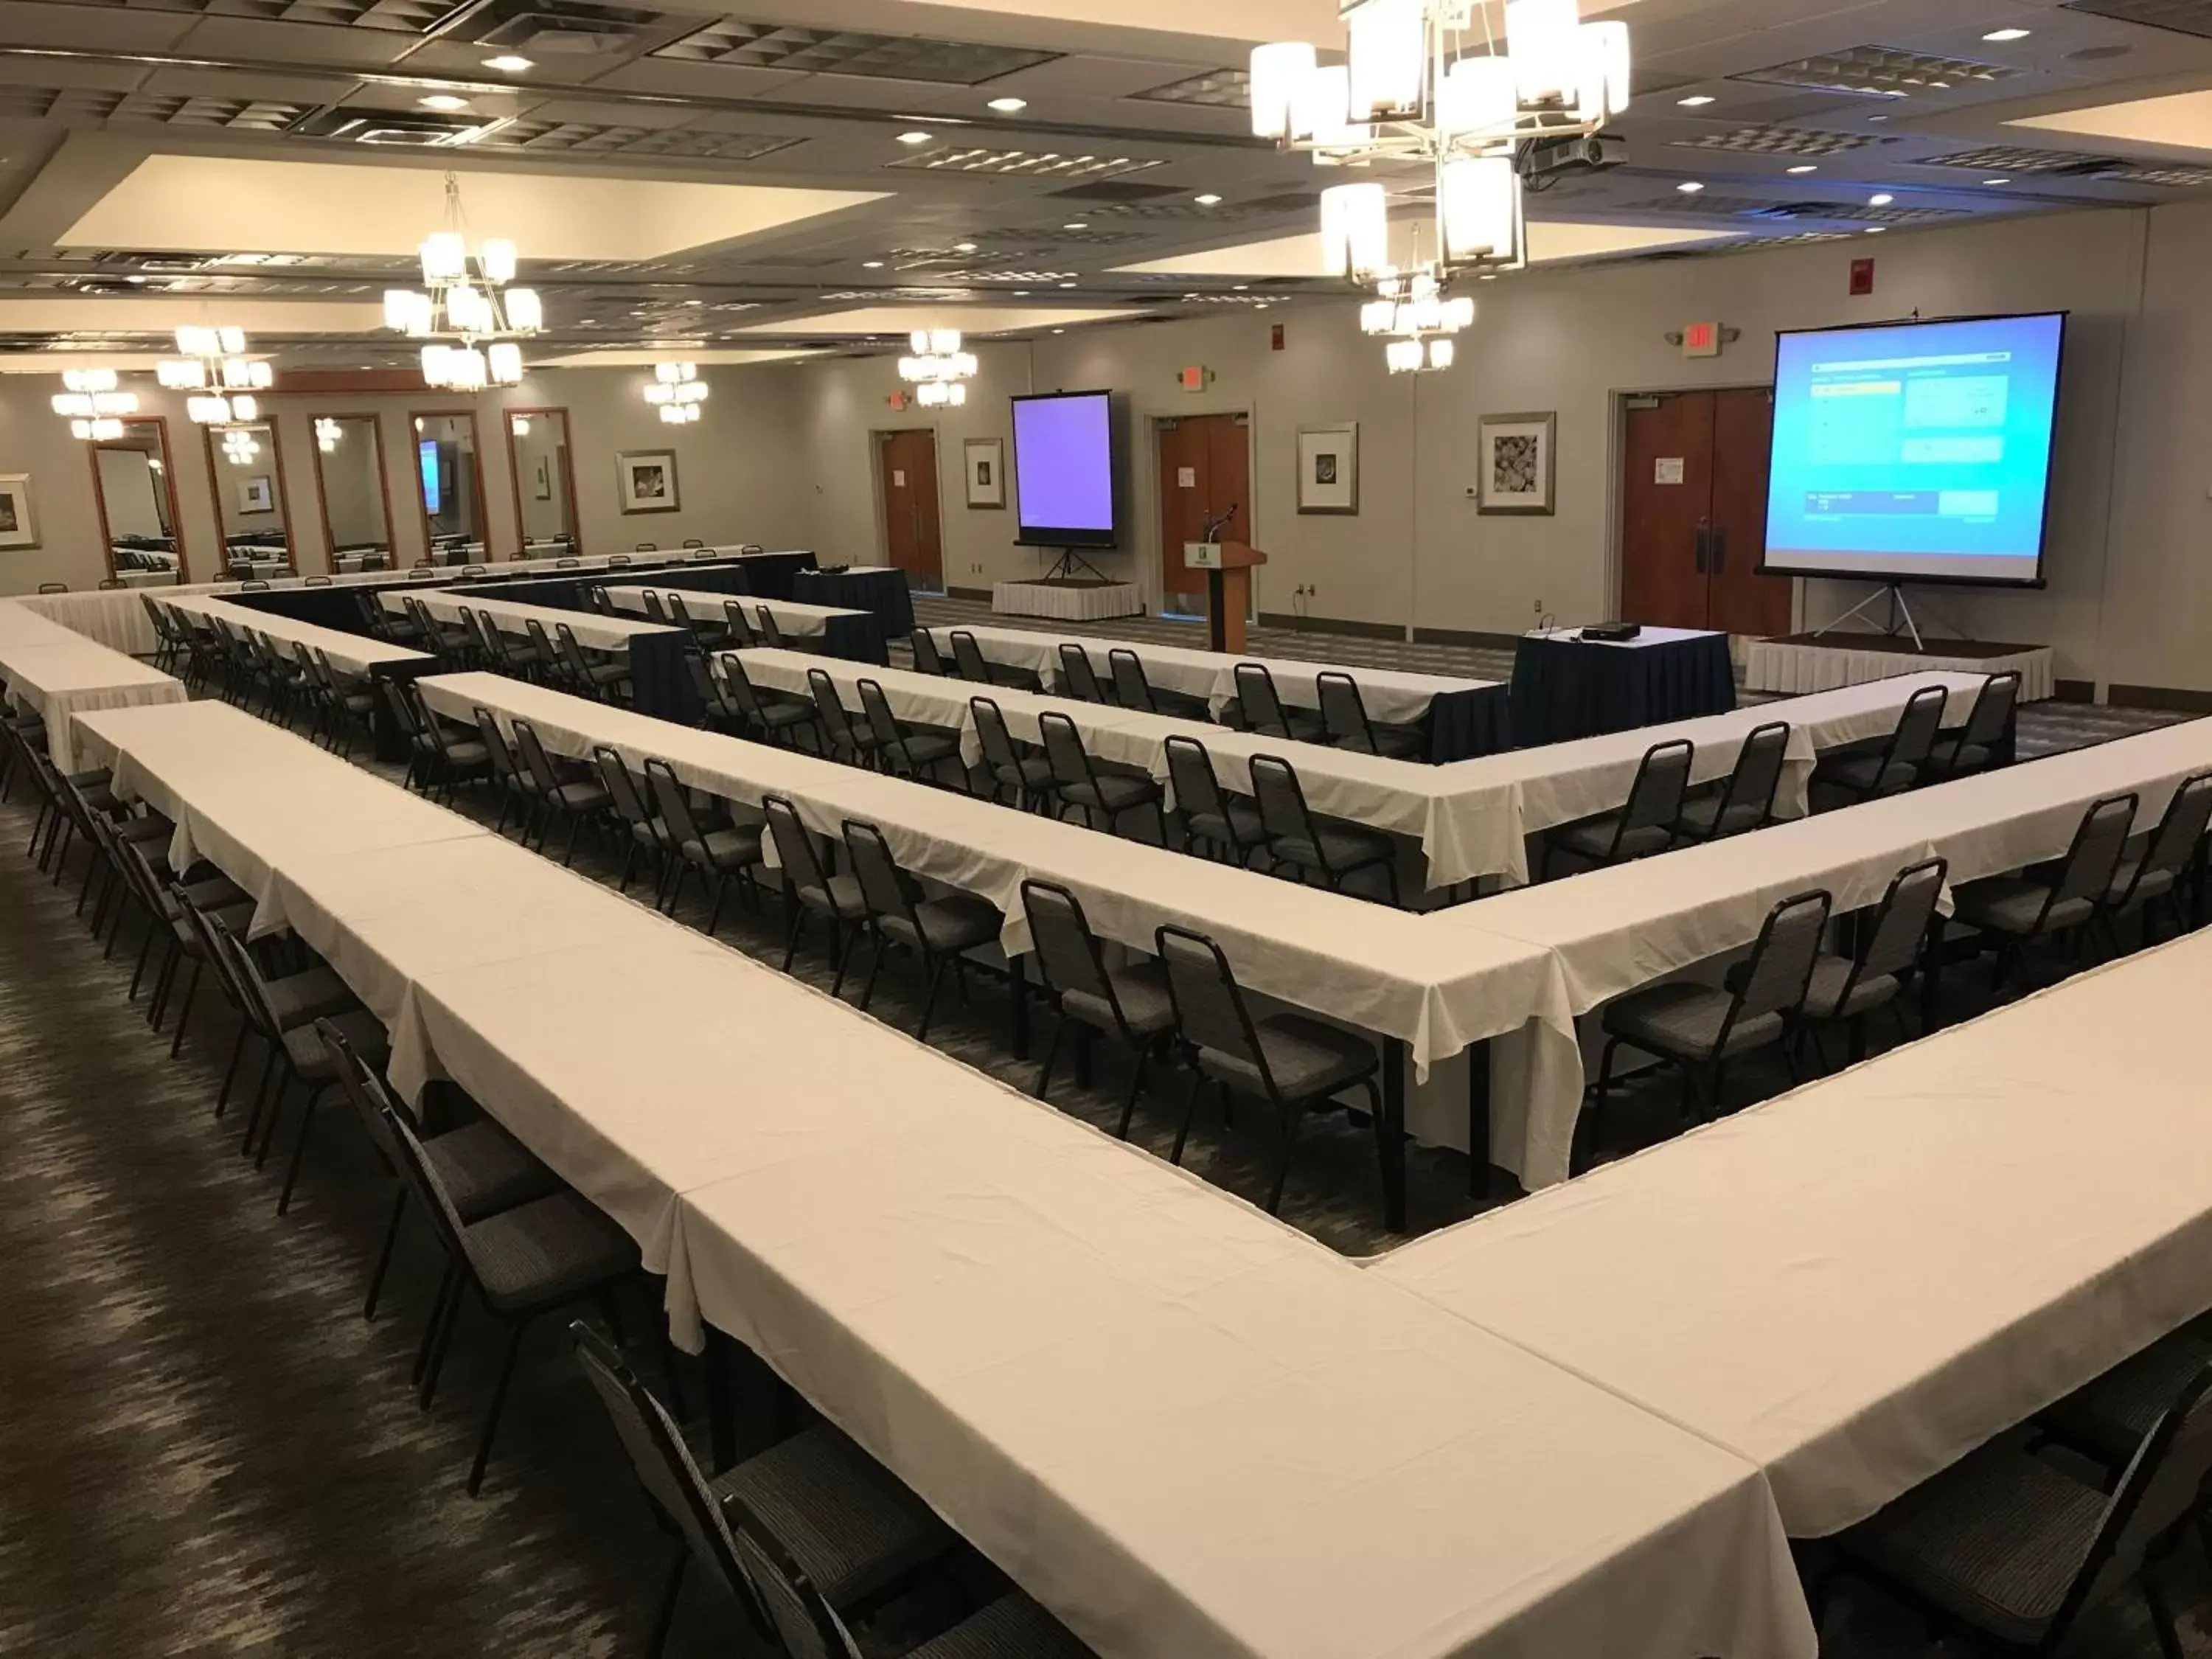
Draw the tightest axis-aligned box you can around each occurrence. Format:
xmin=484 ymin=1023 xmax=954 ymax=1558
xmin=1184 ymin=539 xmax=1267 ymax=654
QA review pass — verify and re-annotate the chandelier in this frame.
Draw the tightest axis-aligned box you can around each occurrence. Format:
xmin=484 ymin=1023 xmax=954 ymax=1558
xmin=1363 ymin=262 xmax=1474 ymax=374
xmin=158 ymin=326 xmax=271 ymax=425
xmin=898 ymin=329 xmax=978 ymax=408
xmin=50 ymin=367 xmax=138 ymax=441
xmin=314 ymin=417 xmax=343 ymax=453
xmin=643 ymin=361 xmax=709 ymax=425
xmin=1253 ymin=0 xmax=1631 ymax=368
xmin=383 ymin=173 xmax=541 ymax=391
xmin=221 ymin=427 xmax=260 ymax=465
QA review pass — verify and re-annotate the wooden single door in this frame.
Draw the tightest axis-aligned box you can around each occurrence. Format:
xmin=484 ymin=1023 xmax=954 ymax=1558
xmin=1156 ymin=412 xmax=1251 ymax=613
xmin=1618 ymin=387 xmax=1791 ymax=636
xmin=878 ymin=430 xmax=942 ymax=585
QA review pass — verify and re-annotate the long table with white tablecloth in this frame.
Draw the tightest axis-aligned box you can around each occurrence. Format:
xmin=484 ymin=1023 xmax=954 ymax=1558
xmin=63 ymin=695 xmax=1813 ymax=1659
xmin=0 ymin=600 xmax=187 ymax=771
xmin=602 ymin=583 xmax=885 ymax=664
xmin=153 ymin=591 xmax=433 ymax=681
xmin=1374 ymin=926 xmax=2212 ymax=1539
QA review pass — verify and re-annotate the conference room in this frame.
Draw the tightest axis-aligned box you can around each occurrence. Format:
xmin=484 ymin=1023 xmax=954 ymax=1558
xmin=7 ymin=1 xmax=2212 ymax=1655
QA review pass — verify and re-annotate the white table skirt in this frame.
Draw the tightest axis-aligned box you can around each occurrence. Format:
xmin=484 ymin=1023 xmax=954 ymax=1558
xmin=0 ymin=644 xmax=187 ymax=772
xmin=1376 ymin=928 xmax=2212 ymax=1540
xmin=155 ymin=593 xmax=431 ymax=679
xmin=1747 ymin=639 xmax=2056 ymax=703
xmin=379 ymin=588 xmax=683 ymax=654
xmin=990 ymin=580 xmax=1144 ymax=621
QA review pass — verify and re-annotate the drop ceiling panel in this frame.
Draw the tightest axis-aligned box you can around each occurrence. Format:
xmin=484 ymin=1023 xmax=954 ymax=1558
xmin=169 ymin=12 xmax=425 ymax=64
xmin=739 ymin=301 xmax=1128 ymax=334
xmin=0 ymin=0 xmax=201 ymax=49
xmin=0 ymin=294 xmax=384 ymax=329
xmin=0 ymin=58 xmax=156 ymax=93
xmin=574 ymin=57 xmax=812 ymax=98
xmin=134 ymin=65 xmax=366 ymax=101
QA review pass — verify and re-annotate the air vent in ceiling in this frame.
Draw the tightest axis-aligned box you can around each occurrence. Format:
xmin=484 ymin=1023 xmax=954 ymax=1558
xmin=1913 ymin=145 xmax=2117 ymax=174
xmin=2098 ymin=164 xmax=2212 ymax=185
xmin=653 ymin=20 xmax=1058 ymax=83
xmin=1048 ymin=180 xmax=1184 ymax=203
xmin=479 ymin=120 xmax=800 ymax=161
xmin=439 ymin=0 xmax=663 ymax=57
xmin=1734 ymin=45 xmax=2025 ymax=99
xmin=886 ymin=147 xmax=1164 ymax=181
xmin=1632 ymin=194 xmax=1962 ymax=225
xmin=1669 ymin=125 xmax=1893 ymax=157
xmin=61 ymin=0 xmax=446 ymax=26
xmin=1130 ymin=68 xmax=1249 ymax=108
xmin=290 ymin=105 xmax=487 ymax=144
xmin=2060 ymin=0 xmax=2212 ymax=38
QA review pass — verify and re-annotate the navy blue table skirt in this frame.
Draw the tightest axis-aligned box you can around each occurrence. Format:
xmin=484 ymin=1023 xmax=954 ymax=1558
xmin=1509 ymin=630 xmax=1735 ymax=747
xmin=1426 ymin=684 xmax=1514 ymax=762
xmin=791 ymin=568 xmax=914 ymax=640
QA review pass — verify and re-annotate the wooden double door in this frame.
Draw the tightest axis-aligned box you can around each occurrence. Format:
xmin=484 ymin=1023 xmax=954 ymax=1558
xmin=1619 ymin=386 xmax=1792 ymax=637
xmin=1155 ymin=412 xmax=1251 ymax=615
xmin=877 ymin=428 xmax=943 ymax=588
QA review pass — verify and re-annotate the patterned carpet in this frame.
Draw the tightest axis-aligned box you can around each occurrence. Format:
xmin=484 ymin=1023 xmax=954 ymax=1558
xmin=3 ymin=669 xmax=2208 ymax=1656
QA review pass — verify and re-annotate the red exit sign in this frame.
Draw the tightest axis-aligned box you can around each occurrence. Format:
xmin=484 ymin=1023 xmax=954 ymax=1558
xmin=1682 ymin=321 xmax=1721 ymax=358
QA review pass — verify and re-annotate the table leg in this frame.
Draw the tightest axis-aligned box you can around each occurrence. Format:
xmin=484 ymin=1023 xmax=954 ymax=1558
xmin=1009 ymin=953 xmax=1029 ymax=1061
xmin=1382 ymin=1036 xmax=1408 ymax=1234
xmin=705 ymin=1327 xmax=736 ymax=1473
xmin=1467 ymin=1037 xmax=1492 ymax=1200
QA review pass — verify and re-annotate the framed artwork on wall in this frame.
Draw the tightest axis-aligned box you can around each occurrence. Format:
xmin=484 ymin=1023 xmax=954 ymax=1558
xmin=0 ymin=474 xmax=38 ymax=549
xmin=1478 ymin=411 xmax=1557 ymax=515
xmin=616 ymin=449 xmax=680 ymax=514
xmin=533 ymin=457 xmax=552 ymax=501
xmin=964 ymin=438 xmax=1005 ymax=509
xmin=239 ymin=475 xmax=275 ymax=514
xmin=1295 ymin=422 xmax=1358 ymax=514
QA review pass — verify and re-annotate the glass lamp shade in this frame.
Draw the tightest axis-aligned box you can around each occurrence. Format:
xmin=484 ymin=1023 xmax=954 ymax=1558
xmin=1441 ymin=155 xmax=1520 ymax=263
xmin=218 ymin=327 xmax=246 ymax=355
xmin=482 ymin=239 xmax=518 ymax=283
xmin=504 ymin=288 xmax=543 ymax=333
xmin=62 ymin=368 xmax=116 ymax=393
xmin=1250 ymin=41 xmax=1316 ymax=139
xmin=1346 ymin=0 xmax=1425 ymax=118
xmin=175 ymin=326 xmax=220 ymax=358
xmin=420 ymin=232 xmax=466 ymax=283
xmin=1506 ymin=0 xmax=1583 ymax=106
xmin=1427 ymin=338 xmax=1455 ymax=370
xmin=487 ymin=341 xmax=523 ymax=384
xmin=644 ymin=382 xmax=674 ymax=406
xmin=1320 ymin=182 xmax=1391 ymax=280
xmin=92 ymin=392 xmax=137 ymax=416
xmin=928 ymin=328 xmax=962 ymax=355
xmin=1304 ymin=66 xmax=1368 ymax=147
xmin=1440 ymin=55 xmax=1517 ymax=138
xmin=1580 ymin=21 xmax=1632 ymax=119
xmin=51 ymin=392 xmax=91 ymax=417
xmin=1385 ymin=338 xmax=1424 ymax=374
xmin=157 ymin=360 xmax=206 ymax=389
xmin=187 ymin=395 xmax=232 ymax=425
xmin=229 ymin=394 xmax=258 ymax=423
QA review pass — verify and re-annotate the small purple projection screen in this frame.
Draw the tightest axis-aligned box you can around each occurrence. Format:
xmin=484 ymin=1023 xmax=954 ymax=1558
xmin=1012 ymin=391 xmax=1119 ymax=548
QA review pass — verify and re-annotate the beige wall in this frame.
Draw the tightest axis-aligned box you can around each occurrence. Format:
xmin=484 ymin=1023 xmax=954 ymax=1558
xmin=788 ymin=201 xmax=2212 ymax=698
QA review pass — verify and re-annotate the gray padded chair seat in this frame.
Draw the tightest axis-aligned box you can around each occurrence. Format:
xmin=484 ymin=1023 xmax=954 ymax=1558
xmin=711 ymin=1425 xmax=950 ymax=1607
xmin=1187 ymin=801 xmax=1265 ymax=851
xmin=798 ymin=871 xmax=867 ymax=922
xmin=439 ymin=739 xmax=491 ymax=770
xmin=1062 ymin=960 xmax=1175 ymax=1037
xmin=1952 ymin=876 xmax=2094 ymax=936
xmin=426 ymin=1120 xmax=561 ymax=1223
xmin=990 ymin=754 xmax=1055 ymax=795
xmin=579 ymin=660 xmax=631 ymax=688
xmin=687 ymin=825 xmax=763 ymax=869
xmin=116 ymin=814 xmax=175 ymax=847
xmin=1837 ymin=1446 xmax=2108 ymax=1648
xmin=1059 ymin=773 xmax=1161 ymax=813
xmin=466 ymin=1189 xmax=641 ymax=1312
xmin=754 ymin=701 xmax=817 ymax=737
xmin=281 ymin=1006 xmax=386 ymax=1076
xmin=2110 ymin=858 xmax=2180 ymax=910
xmin=1197 ymin=1012 xmax=1374 ymax=1099
xmin=1553 ymin=819 xmax=1674 ymax=862
xmin=1601 ymin=982 xmax=1784 ymax=1060
xmin=1674 ymin=796 xmax=1764 ymax=839
xmin=549 ymin=779 xmax=611 ymax=813
xmin=1818 ymin=753 xmax=1915 ymax=794
xmin=879 ymin=891 xmax=1002 ymax=955
xmin=1273 ymin=827 xmax=1391 ymax=872
xmin=2042 ymin=1329 xmax=2212 ymax=1467
xmin=907 ymin=1594 xmax=1093 ymax=1659
xmin=265 ymin=966 xmax=359 ymax=1030
xmin=1725 ymin=955 xmax=1899 ymax=1022
xmin=898 ymin=729 xmax=964 ymax=767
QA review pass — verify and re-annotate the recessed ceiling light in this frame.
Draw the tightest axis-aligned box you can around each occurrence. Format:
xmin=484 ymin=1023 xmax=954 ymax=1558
xmin=1864 ymin=226 xmax=1887 ymax=234
xmin=1677 ymin=95 xmax=1716 ymax=107
xmin=1868 ymin=114 xmax=1890 ymax=123
xmin=1194 ymin=193 xmax=1222 ymax=206
xmin=420 ymin=94 xmax=470 ymax=111
xmin=861 ymin=260 xmax=885 ymax=268
xmin=1013 ymin=289 xmax=1032 ymax=296
xmin=1787 ymin=164 xmax=1819 ymax=175
xmin=897 ymin=131 xmax=932 ymax=145
xmin=987 ymin=97 xmax=1027 ymax=114
xmin=1869 ymin=192 xmax=1894 ymax=205
xmin=1983 ymin=27 xmax=2031 ymax=42
xmin=482 ymin=55 xmax=532 ymax=72
xmin=1231 ymin=283 xmax=1250 ymax=291
xmin=1059 ymin=282 xmax=1077 ymax=289
xmin=1479 ymin=274 xmax=1498 ymax=282
xmin=1983 ymin=177 xmax=2011 ymax=186
xmin=684 ymin=299 xmax=702 ymax=307
xmin=1062 ymin=221 xmax=1088 ymax=230
xmin=1677 ymin=181 xmax=1705 ymax=193
xmin=1254 ymin=302 xmax=1270 ymax=310
xmin=1051 ymin=328 xmax=1065 ymax=334
xmin=954 ymin=241 xmax=978 ymax=253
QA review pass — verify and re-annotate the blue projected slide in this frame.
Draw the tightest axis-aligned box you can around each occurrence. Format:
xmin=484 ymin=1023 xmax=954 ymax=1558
xmin=418 ymin=439 xmax=442 ymax=517
xmin=1761 ymin=313 xmax=2065 ymax=586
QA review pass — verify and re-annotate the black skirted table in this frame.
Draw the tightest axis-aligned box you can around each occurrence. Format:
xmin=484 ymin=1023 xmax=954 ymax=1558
xmin=791 ymin=566 xmax=914 ymax=640
xmin=1509 ymin=626 xmax=1735 ymax=748
xmin=1423 ymin=684 xmax=1515 ymax=762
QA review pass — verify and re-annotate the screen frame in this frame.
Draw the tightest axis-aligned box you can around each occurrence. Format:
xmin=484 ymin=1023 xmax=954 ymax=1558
xmin=1754 ymin=309 xmax=2068 ymax=591
xmin=1010 ymin=388 xmax=1123 ymax=549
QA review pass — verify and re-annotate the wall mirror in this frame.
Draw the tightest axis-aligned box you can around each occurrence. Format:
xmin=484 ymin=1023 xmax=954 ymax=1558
xmin=310 ymin=413 xmax=394 ymax=573
xmin=202 ymin=420 xmax=296 ymax=577
xmin=411 ymin=409 xmax=488 ymax=565
xmin=89 ymin=417 xmax=188 ymax=586
xmin=505 ymin=406 xmax=579 ymax=558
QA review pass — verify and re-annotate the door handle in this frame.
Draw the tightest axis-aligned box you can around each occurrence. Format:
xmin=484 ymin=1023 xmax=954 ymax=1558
xmin=1693 ymin=521 xmax=1711 ymax=574
xmin=1711 ymin=526 xmax=1726 ymax=575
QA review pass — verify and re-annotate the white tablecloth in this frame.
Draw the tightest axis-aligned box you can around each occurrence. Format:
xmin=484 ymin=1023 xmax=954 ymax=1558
xmin=602 ymin=585 xmax=866 ymax=641
xmin=1376 ymin=927 xmax=2212 ymax=1540
xmin=990 ymin=580 xmax=1145 ymax=621
xmin=934 ymin=622 xmax=1492 ymax=726
xmin=1441 ymin=714 xmax=2212 ymax=1187
xmin=378 ymin=588 xmax=683 ymax=654
xmin=154 ymin=593 xmax=431 ymax=679
xmin=422 ymin=672 xmax=1565 ymax=1072
xmin=0 ymin=622 xmax=187 ymax=772
xmin=1526 ymin=624 xmax=1722 ymax=651
xmin=1747 ymin=639 xmax=2057 ymax=703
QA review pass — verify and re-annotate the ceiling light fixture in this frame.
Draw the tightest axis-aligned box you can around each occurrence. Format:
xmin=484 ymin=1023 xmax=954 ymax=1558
xmin=987 ymin=97 xmax=1028 ymax=113
xmin=1787 ymin=164 xmax=1819 ymax=174
xmin=1062 ymin=221 xmax=1089 ymax=230
xmin=1868 ymin=191 xmax=1894 ymax=205
xmin=898 ymin=329 xmax=978 ymax=408
xmin=1677 ymin=181 xmax=1705 ymax=193
xmin=897 ymin=131 xmax=933 ymax=145
xmin=315 ymin=416 xmax=343 ymax=453
xmin=419 ymin=94 xmax=470 ymax=112
xmin=954 ymin=241 xmax=978 ymax=253
xmin=1983 ymin=28 xmax=2030 ymax=43
xmin=862 ymin=260 xmax=886 ymax=268
xmin=1195 ymin=193 xmax=1223 ymax=205
xmin=382 ymin=172 xmax=540 ymax=392
xmin=643 ymin=361 xmax=709 ymax=425
xmin=1983 ymin=176 xmax=2010 ymax=185
xmin=482 ymin=55 xmax=533 ymax=72
xmin=1252 ymin=0 xmax=1631 ymax=373
xmin=50 ymin=366 xmax=137 ymax=442
xmin=158 ymin=326 xmax=270 ymax=427
xmin=1363 ymin=264 xmax=1470 ymax=374
xmin=1677 ymin=95 xmax=1715 ymax=107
